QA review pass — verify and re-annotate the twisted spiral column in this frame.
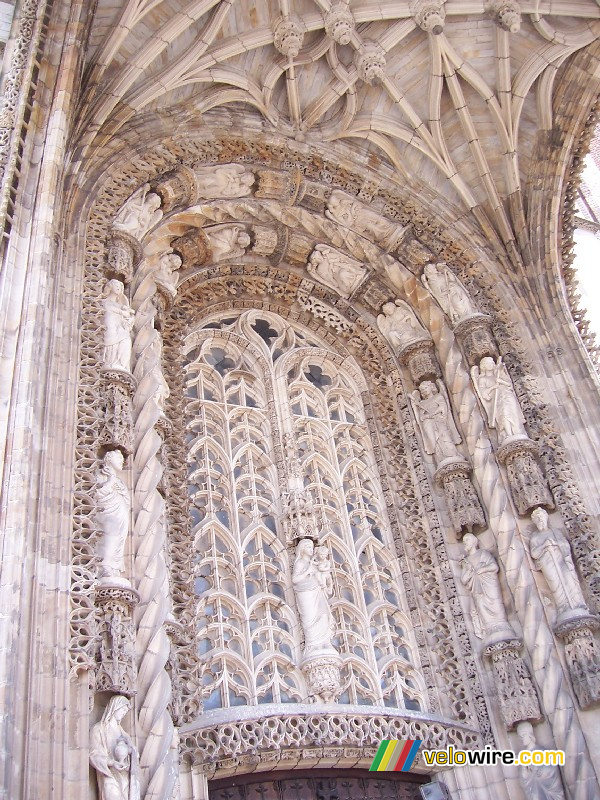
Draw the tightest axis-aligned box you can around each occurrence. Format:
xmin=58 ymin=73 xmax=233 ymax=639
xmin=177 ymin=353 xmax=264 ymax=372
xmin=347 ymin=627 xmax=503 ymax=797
xmin=131 ymin=267 xmax=176 ymax=800
xmin=424 ymin=302 xmax=599 ymax=800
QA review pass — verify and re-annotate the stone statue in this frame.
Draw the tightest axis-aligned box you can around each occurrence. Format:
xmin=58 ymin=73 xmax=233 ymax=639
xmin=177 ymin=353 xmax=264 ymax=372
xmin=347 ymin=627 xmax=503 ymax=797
xmin=206 ymin=225 xmax=251 ymax=262
xmin=377 ymin=299 xmax=430 ymax=353
xmin=113 ymin=184 xmax=163 ymax=241
xmin=421 ymin=261 xmax=479 ymax=324
xmin=529 ymin=508 xmax=589 ymax=623
xmin=410 ymin=379 xmax=463 ymax=464
xmin=195 ymin=163 xmax=255 ymax=198
xmin=103 ymin=280 xmax=135 ymax=372
xmin=325 ymin=190 xmax=405 ymax=247
xmin=90 ymin=695 xmax=141 ymax=800
xmin=307 ymin=244 xmax=366 ymax=297
xmin=460 ymin=534 xmax=515 ymax=646
xmin=292 ymin=539 xmax=337 ymax=656
xmin=314 ymin=545 xmax=333 ymax=596
xmin=471 ymin=356 xmax=528 ymax=444
xmin=516 ymin=722 xmax=566 ymax=800
xmin=96 ymin=450 xmax=130 ymax=582
xmin=153 ymin=251 xmax=182 ymax=299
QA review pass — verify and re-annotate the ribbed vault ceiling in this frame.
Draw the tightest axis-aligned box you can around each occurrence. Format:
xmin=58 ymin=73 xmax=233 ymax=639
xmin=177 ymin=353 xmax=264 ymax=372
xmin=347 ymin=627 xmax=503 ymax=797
xmin=76 ymin=1 xmax=600 ymax=269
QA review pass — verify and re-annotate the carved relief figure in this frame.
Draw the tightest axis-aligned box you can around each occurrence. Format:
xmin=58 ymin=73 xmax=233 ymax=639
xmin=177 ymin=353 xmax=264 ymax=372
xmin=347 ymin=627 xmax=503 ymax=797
xmin=378 ymin=300 xmax=430 ymax=353
xmin=153 ymin=251 xmax=182 ymax=299
xmin=529 ymin=508 xmax=589 ymax=622
xmin=307 ymin=244 xmax=366 ymax=297
xmin=96 ymin=450 xmax=130 ymax=582
xmin=410 ymin=380 xmax=463 ymax=464
xmin=103 ymin=280 xmax=135 ymax=372
xmin=90 ymin=695 xmax=141 ymax=800
xmin=206 ymin=225 xmax=251 ymax=262
xmin=292 ymin=539 xmax=336 ymax=656
xmin=471 ymin=357 xmax=527 ymax=443
xmin=421 ymin=261 xmax=479 ymax=324
xmin=113 ymin=184 xmax=163 ymax=240
xmin=314 ymin=545 xmax=333 ymax=596
xmin=325 ymin=190 xmax=405 ymax=246
xmin=195 ymin=163 xmax=255 ymax=198
xmin=460 ymin=534 xmax=515 ymax=646
xmin=516 ymin=722 xmax=566 ymax=800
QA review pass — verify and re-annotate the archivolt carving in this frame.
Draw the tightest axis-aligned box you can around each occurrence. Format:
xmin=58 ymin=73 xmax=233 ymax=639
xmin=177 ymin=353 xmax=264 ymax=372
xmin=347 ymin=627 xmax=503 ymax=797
xmin=71 ymin=141 xmax=600 ymax=785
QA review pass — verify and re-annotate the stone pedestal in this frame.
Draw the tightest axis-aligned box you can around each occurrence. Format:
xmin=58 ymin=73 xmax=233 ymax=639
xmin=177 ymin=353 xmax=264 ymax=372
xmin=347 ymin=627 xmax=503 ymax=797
xmin=484 ymin=638 xmax=542 ymax=729
xmin=100 ymin=368 xmax=136 ymax=454
xmin=106 ymin=231 xmax=142 ymax=284
xmin=301 ymin=653 xmax=342 ymax=703
xmin=435 ymin=459 xmax=486 ymax=535
xmin=95 ymin=583 xmax=139 ymax=696
xmin=399 ymin=339 xmax=440 ymax=384
xmin=554 ymin=614 xmax=600 ymax=709
xmin=497 ymin=437 xmax=553 ymax=516
xmin=454 ymin=314 xmax=498 ymax=366
xmin=151 ymin=165 xmax=196 ymax=212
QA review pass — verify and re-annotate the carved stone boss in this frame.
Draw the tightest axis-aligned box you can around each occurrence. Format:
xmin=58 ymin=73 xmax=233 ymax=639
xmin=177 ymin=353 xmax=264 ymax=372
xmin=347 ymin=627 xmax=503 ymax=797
xmin=529 ymin=508 xmax=600 ymax=709
xmin=461 ymin=534 xmax=542 ymax=729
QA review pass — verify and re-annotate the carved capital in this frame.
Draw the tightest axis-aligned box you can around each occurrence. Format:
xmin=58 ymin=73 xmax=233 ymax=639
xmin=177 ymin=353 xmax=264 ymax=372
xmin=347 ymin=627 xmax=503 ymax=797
xmin=94 ymin=585 xmax=139 ymax=696
xmin=497 ymin=438 xmax=554 ymax=515
xmin=151 ymin=165 xmax=196 ymax=213
xmin=484 ymin=639 xmax=542 ymax=729
xmin=453 ymin=314 xmax=498 ymax=366
xmin=434 ymin=459 xmax=486 ymax=535
xmin=398 ymin=339 xmax=440 ymax=384
xmin=106 ymin=232 xmax=142 ymax=284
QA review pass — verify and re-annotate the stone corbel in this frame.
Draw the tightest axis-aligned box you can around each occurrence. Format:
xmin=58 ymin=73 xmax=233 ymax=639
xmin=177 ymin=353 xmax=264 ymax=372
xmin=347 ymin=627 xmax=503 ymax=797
xmin=106 ymin=231 xmax=143 ymax=285
xmin=435 ymin=459 xmax=486 ymax=535
xmin=95 ymin=584 xmax=139 ymax=696
xmin=453 ymin=314 xmax=498 ymax=367
xmin=398 ymin=339 xmax=440 ymax=384
xmin=484 ymin=638 xmax=543 ymax=729
xmin=554 ymin=615 xmax=600 ymax=709
xmin=302 ymin=654 xmax=343 ymax=703
xmin=497 ymin=438 xmax=554 ymax=516
xmin=150 ymin=165 xmax=197 ymax=213
xmin=100 ymin=369 xmax=136 ymax=455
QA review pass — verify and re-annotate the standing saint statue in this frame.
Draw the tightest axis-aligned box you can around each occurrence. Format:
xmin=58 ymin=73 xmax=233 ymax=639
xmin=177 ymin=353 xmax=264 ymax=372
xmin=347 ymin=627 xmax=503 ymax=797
xmin=516 ymin=722 xmax=566 ymax=800
xmin=410 ymin=380 xmax=463 ymax=465
xmin=96 ymin=450 xmax=130 ymax=582
xmin=103 ymin=280 xmax=135 ymax=373
xmin=471 ymin=356 xmax=528 ymax=444
xmin=421 ymin=261 xmax=479 ymax=325
xmin=292 ymin=539 xmax=337 ymax=657
xmin=529 ymin=508 xmax=589 ymax=623
xmin=460 ymin=534 xmax=516 ymax=646
xmin=377 ymin=300 xmax=430 ymax=353
xmin=90 ymin=695 xmax=141 ymax=800
xmin=113 ymin=184 xmax=163 ymax=241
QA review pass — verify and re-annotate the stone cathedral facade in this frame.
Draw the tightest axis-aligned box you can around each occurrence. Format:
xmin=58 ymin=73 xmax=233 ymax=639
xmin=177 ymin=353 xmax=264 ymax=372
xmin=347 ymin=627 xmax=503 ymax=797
xmin=1 ymin=1 xmax=600 ymax=799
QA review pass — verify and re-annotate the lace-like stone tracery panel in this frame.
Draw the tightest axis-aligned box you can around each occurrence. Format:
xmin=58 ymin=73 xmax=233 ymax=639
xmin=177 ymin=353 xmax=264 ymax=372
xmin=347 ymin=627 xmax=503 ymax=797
xmin=184 ymin=310 xmax=425 ymax=712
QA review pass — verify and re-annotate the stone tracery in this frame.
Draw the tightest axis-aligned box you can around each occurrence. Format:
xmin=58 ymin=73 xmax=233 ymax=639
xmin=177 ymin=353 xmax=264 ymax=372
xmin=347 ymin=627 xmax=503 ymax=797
xmin=68 ymin=147 xmax=600 ymax=796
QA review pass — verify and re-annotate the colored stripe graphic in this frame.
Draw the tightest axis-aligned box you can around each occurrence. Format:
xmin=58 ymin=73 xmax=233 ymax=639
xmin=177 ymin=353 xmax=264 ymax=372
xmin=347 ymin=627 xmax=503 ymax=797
xmin=369 ymin=739 xmax=422 ymax=772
